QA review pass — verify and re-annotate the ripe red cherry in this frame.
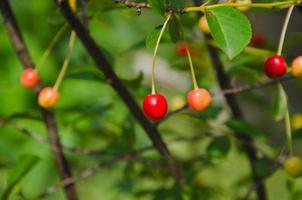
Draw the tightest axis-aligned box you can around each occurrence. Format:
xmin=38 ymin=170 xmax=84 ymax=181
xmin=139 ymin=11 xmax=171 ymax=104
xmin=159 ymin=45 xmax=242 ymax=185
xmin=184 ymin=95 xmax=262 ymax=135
xmin=177 ymin=42 xmax=189 ymax=57
xmin=250 ymin=33 xmax=266 ymax=48
xmin=142 ymin=94 xmax=168 ymax=121
xmin=20 ymin=67 xmax=40 ymax=89
xmin=38 ymin=87 xmax=59 ymax=108
xmin=187 ymin=88 xmax=211 ymax=112
xmin=264 ymin=55 xmax=287 ymax=78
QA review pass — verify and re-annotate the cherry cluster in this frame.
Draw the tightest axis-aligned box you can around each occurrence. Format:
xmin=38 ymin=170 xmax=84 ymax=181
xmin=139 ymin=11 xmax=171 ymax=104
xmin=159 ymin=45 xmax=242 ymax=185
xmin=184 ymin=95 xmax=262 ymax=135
xmin=20 ymin=68 xmax=58 ymax=108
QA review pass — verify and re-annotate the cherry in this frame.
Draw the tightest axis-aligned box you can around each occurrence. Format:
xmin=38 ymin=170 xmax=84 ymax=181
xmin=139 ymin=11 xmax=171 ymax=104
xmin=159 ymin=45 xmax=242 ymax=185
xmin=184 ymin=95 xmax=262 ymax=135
xmin=38 ymin=87 xmax=59 ymax=108
xmin=283 ymin=156 xmax=302 ymax=178
xmin=198 ymin=16 xmax=210 ymax=34
xmin=291 ymin=56 xmax=302 ymax=77
xmin=264 ymin=55 xmax=287 ymax=78
xmin=142 ymin=94 xmax=168 ymax=121
xmin=236 ymin=0 xmax=252 ymax=12
xmin=250 ymin=33 xmax=266 ymax=48
xmin=20 ymin=67 xmax=40 ymax=89
xmin=177 ymin=42 xmax=189 ymax=57
xmin=187 ymin=88 xmax=211 ymax=112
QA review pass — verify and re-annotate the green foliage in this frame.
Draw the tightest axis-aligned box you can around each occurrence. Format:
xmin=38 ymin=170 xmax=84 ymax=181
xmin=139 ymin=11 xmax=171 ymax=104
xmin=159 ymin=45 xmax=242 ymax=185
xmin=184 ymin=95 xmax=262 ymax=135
xmin=206 ymin=7 xmax=252 ymax=59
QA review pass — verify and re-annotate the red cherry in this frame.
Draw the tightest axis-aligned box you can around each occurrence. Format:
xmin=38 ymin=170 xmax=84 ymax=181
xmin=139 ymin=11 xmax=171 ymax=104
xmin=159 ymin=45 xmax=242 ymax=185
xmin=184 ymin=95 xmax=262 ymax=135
xmin=264 ymin=55 xmax=287 ymax=78
xmin=142 ymin=94 xmax=168 ymax=121
xmin=187 ymin=88 xmax=211 ymax=112
xmin=250 ymin=33 xmax=266 ymax=48
xmin=38 ymin=87 xmax=59 ymax=108
xmin=177 ymin=42 xmax=189 ymax=57
xmin=20 ymin=67 xmax=40 ymax=89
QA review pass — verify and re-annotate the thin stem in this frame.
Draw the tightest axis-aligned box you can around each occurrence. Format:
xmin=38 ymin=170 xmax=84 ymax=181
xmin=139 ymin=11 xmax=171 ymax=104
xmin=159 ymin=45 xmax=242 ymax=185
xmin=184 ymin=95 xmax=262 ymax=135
xmin=277 ymin=83 xmax=293 ymax=155
xmin=186 ymin=43 xmax=199 ymax=89
xmin=151 ymin=13 xmax=172 ymax=94
xmin=53 ymin=31 xmax=76 ymax=90
xmin=184 ymin=1 xmax=300 ymax=12
xmin=277 ymin=5 xmax=294 ymax=56
xmin=36 ymin=23 xmax=68 ymax=70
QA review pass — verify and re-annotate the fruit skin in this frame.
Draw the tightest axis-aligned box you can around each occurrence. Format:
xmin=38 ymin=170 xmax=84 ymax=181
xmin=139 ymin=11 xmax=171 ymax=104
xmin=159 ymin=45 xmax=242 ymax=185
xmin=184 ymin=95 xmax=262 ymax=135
xmin=187 ymin=88 xmax=211 ymax=112
xmin=250 ymin=33 xmax=266 ymax=48
xmin=38 ymin=87 xmax=59 ymax=108
xmin=264 ymin=55 xmax=287 ymax=78
xmin=291 ymin=56 xmax=302 ymax=77
xmin=291 ymin=114 xmax=302 ymax=130
xmin=198 ymin=16 xmax=210 ymax=34
xmin=177 ymin=42 xmax=189 ymax=57
xmin=283 ymin=156 xmax=302 ymax=178
xmin=20 ymin=67 xmax=40 ymax=89
xmin=236 ymin=0 xmax=252 ymax=12
xmin=170 ymin=96 xmax=186 ymax=110
xmin=142 ymin=94 xmax=168 ymax=121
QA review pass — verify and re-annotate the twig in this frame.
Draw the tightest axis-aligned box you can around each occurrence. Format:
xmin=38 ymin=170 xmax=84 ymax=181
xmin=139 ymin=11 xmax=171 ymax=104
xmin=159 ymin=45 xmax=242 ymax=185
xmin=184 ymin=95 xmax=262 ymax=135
xmin=54 ymin=0 xmax=185 ymax=184
xmin=0 ymin=1 xmax=78 ymax=199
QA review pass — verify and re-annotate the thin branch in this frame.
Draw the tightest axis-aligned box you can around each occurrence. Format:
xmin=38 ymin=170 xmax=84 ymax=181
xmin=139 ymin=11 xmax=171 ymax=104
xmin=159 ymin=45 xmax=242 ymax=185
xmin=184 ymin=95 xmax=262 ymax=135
xmin=0 ymin=1 xmax=78 ymax=199
xmin=54 ymin=0 xmax=184 ymax=184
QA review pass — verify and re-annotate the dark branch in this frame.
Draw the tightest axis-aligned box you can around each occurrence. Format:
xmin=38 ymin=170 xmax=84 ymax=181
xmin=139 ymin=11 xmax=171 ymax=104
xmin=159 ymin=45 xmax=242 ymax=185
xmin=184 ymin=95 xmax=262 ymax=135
xmin=54 ymin=0 xmax=184 ymax=184
xmin=0 ymin=1 xmax=78 ymax=199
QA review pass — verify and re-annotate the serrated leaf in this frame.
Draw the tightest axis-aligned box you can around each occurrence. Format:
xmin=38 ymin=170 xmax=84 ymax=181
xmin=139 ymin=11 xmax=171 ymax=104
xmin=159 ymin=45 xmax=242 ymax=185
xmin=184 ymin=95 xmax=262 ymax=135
xmin=205 ymin=7 xmax=251 ymax=59
xmin=225 ymin=119 xmax=263 ymax=138
xmin=273 ymin=84 xmax=287 ymax=121
xmin=2 ymin=155 xmax=39 ymax=200
xmin=148 ymin=0 xmax=165 ymax=15
xmin=206 ymin=136 xmax=231 ymax=159
xmin=146 ymin=29 xmax=160 ymax=49
xmin=169 ymin=15 xmax=183 ymax=43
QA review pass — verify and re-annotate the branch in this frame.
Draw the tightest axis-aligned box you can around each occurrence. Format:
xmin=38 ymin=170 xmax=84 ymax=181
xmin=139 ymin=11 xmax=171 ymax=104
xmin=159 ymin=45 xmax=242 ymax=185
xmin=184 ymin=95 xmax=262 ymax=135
xmin=0 ymin=1 xmax=78 ymax=199
xmin=54 ymin=0 xmax=184 ymax=184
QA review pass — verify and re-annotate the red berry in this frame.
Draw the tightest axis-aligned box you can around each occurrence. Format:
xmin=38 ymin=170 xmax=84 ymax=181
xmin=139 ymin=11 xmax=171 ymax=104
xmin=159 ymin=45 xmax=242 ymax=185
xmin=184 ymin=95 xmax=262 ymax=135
xmin=20 ymin=67 xmax=40 ymax=89
xmin=291 ymin=56 xmax=302 ymax=77
xmin=264 ymin=55 xmax=287 ymax=78
xmin=187 ymin=88 xmax=211 ymax=112
xmin=142 ymin=94 xmax=168 ymax=121
xmin=250 ymin=33 xmax=266 ymax=48
xmin=38 ymin=87 xmax=59 ymax=108
xmin=177 ymin=42 xmax=189 ymax=57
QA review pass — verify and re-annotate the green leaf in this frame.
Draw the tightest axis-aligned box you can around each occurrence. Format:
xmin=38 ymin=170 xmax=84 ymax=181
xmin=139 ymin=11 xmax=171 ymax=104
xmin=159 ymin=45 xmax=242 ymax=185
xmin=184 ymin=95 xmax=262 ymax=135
xmin=205 ymin=7 xmax=252 ymax=59
xmin=273 ymin=84 xmax=287 ymax=121
xmin=225 ymin=119 xmax=263 ymax=138
xmin=2 ymin=155 xmax=39 ymax=200
xmin=206 ymin=136 xmax=231 ymax=159
xmin=148 ymin=0 xmax=165 ymax=15
xmin=146 ymin=29 xmax=160 ymax=49
xmin=169 ymin=15 xmax=183 ymax=43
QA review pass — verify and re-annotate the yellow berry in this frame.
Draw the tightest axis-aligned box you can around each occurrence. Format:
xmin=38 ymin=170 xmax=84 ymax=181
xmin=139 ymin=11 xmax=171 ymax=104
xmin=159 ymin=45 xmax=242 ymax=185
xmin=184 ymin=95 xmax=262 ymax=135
xmin=284 ymin=156 xmax=302 ymax=178
xmin=198 ymin=16 xmax=210 ymax=34
xmin=236 ymin=0 xmax=252 ymax=12
xmin=170 ymin=96 xmax=186 ymax=110
xmin=291 ymin=114 xmax=302 ymax=130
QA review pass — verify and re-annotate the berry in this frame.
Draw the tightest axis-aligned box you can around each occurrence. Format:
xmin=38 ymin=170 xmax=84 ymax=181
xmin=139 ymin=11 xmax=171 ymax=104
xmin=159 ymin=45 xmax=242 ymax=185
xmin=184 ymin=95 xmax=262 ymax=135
xmin=20 ymin=67 xmax=40 ymax=89
xmin=291 ymin=114 xmax=302 ymax=130
xmin=236 ymin=0 xmax=252 ymax=12
xmin=283 ymin=156 xmax=302 ymax=178
xmin=170 ymin=96 xmax=186 ymax=110
xmin=38 ymin=87 xmax=59 ymax=108
xmin=291 ymin=56 xmax=302 ymax=77
xmin=250 ymin=33 xmax=266 ymax=48
xmin=142 ymin=94 xmax=168 ymax=121
xmin=187 ymin=88 xmax=211 ymax=112
xmin=198 ymin=16 xmax=210 ymax=34
xmin=177 ymin=42 xmax=189 ymax=57
xmin=264 ymin=55 xmax=287 ymax=78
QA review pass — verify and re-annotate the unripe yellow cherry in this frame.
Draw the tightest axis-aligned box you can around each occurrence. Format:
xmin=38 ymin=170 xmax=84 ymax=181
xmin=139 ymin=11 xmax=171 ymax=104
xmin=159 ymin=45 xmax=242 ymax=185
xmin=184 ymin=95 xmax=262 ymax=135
xmin=284 ymin=156 xmax=302 ymax=178
xmin=198 ymin=16 xmax=210 ymax=34
xmin=236 ymin=0 xmax=252 ymax=12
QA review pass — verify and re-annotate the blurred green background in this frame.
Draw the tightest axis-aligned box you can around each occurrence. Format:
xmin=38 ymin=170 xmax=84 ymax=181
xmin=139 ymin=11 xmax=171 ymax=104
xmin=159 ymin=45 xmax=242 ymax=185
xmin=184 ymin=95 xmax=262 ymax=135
xmin=1 ymin=0 xmax=302 ymax=199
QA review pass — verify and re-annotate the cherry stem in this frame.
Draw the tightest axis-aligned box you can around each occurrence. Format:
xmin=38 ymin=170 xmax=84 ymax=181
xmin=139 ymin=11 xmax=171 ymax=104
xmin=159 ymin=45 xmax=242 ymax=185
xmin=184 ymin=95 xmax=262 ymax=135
xmin=185 ymin=43 xmax=199 ymax=90
xmin=53 ymin=31 xmax=76 ymax=91
xmin=151 ymin=13 xmax=172 ymax=94
xmin=277 ymin=5 xmax=294 ymax=56
xmin=36 ymin=23 xmax=68 ymax=71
